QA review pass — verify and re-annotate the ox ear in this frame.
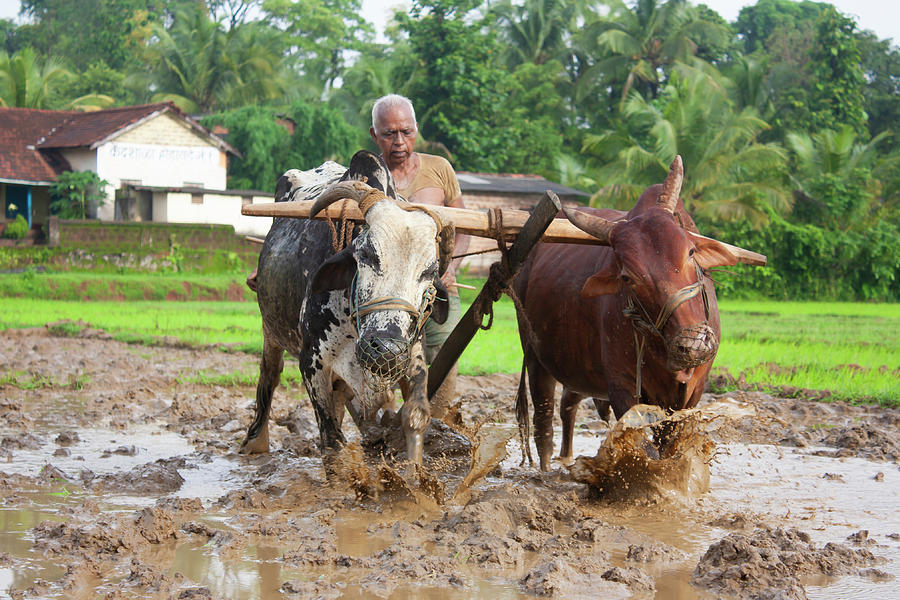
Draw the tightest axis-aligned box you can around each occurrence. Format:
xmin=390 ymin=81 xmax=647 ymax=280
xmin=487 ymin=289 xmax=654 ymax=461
xmin=686 ymin=232 xmax=739 ymax=269
xmin=581 ymin=263 xmax=620 ymax=298
xmin=309 ymin=248 xmax=358 ymax=295
xmin=274 ymin=174 xmax=292 ymax=202
xmin=430 ymin=278 xmax=450 ymax=324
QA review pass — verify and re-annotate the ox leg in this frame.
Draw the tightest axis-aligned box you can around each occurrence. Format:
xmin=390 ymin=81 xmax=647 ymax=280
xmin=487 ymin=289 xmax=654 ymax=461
xmin=608 ymin=384 xmax=637 ymax=421
xmin=342 ymin=380 xmax=384 ymax=439
xmin=559 ymin=389 xmax=584 ymax=466
xmin=401 ymin=346 xmax=431 ymax=468
xmin=240 ymin=335 xmax=284 ymax=454
xmin=528 ymin=365 xmax=557 ymax=472
xmin=304 ymin=372 xmax=346 ymax=453
xmin=593 ymin=397 xmax=612 ymax=422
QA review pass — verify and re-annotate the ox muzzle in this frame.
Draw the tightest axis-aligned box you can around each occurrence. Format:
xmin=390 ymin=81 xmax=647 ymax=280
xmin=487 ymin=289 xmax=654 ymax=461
xmin=350 ymin=277 xmax=437 ymax=390
xmin=623 ymin=261 xmax=718 ymax=392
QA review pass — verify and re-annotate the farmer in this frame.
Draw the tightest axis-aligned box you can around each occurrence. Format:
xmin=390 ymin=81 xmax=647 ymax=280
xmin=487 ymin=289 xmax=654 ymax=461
xmin=369 ymin=93 xmax=469 ymax=414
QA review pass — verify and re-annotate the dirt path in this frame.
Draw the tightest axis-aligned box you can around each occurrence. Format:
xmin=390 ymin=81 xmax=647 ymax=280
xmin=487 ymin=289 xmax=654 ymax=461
xmin=1 ymin=328 xmax=898 ymax=599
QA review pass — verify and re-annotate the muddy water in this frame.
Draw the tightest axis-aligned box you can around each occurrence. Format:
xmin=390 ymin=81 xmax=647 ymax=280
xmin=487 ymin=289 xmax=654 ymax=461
xmin=1 ymin=331 xmax=898 ymax=599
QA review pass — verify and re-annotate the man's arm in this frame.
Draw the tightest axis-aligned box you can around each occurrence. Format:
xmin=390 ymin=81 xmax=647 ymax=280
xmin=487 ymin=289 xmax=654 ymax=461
xmin=444 ymin=194 xmax=469 ymax=284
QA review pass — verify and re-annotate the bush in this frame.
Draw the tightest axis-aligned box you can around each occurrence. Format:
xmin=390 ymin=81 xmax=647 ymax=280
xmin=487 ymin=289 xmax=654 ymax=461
xmin=2 ymin=214 xmax=29 ymax=239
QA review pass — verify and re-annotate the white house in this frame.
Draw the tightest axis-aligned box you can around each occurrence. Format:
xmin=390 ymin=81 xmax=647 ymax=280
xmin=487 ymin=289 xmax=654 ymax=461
xmin=0 ymin=102 xmax=274 ymax=236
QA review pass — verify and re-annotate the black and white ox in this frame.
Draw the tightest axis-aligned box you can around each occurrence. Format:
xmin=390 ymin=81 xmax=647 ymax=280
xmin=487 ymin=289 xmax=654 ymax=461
xmin=240 ymin=150 xmax=455 ymax=466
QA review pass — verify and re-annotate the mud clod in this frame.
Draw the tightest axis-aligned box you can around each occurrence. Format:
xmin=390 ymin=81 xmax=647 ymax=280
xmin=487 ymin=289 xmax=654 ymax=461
xmin=281 ymin=579 xmax=343 ymax=598
xmin=693 ymin=526 xmax=885 ymax=598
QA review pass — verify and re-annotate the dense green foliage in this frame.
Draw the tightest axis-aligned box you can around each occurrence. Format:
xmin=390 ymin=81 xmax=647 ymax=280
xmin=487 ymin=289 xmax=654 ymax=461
xmin=2 ymin=0 xmax=900 ymax=300
xmin=2 ymin=214 xmax=28 ymax=239
xmin=49 ymin=171 xmax=109 ymax=219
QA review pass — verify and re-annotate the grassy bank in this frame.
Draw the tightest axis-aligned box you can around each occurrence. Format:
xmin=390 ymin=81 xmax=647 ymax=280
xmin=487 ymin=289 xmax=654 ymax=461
xmin=0 ymin=270 xmax=255 ymax=302
xmin=1 ymin=273 xmax=896 ymax=406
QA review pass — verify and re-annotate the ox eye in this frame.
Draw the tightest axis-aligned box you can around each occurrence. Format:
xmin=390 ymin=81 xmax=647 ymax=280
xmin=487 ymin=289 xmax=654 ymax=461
xmin=422 ymin=263 xmax=438 ymax=279
xmin=620 ymin=273 xmax=631 ymax=284
xmin=689 ymin=248 xmax=696 ymax=257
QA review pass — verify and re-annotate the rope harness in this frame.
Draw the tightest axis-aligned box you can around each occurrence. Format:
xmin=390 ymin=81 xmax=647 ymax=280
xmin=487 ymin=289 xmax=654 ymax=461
xmin=621 ymin=260 xmax=710 ymax=401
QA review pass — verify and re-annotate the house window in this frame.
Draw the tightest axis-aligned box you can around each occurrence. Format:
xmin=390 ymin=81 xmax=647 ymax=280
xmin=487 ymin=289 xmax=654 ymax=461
xmin=120 ymin=179 xmax=141 ymax=187
xmin=242 ymin=196 xmax=252 ymax=205
xmin=191 ymin=193 xmax=203 ymax=205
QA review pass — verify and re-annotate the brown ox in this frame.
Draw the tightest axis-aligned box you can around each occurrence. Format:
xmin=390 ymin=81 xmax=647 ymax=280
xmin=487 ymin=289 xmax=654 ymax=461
xmin=513 ymin=157 xmax=738 ymax=471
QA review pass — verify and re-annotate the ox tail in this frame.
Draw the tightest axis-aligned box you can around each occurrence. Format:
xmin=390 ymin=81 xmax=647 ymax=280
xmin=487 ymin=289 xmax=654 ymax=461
xmin=515 ymin=353 xmax=534 ymax=467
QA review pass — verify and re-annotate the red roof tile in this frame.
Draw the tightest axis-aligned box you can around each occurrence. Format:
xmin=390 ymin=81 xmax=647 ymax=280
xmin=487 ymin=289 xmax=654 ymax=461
xmin=0 ymin=107 xmax=74 ymax=183
xmin=35 ymin=102 xmax=174 ymax=149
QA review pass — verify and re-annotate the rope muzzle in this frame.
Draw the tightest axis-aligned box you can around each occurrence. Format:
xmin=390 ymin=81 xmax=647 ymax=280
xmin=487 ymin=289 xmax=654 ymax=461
xmin=622 ymin=260 xmax=717 ymax=401
xmin=349 ymin=271 xmax=438 ymax=392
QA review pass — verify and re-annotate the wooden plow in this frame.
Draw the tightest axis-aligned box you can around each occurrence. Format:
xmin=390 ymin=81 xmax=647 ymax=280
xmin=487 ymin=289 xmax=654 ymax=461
xmin=242 ymin=194 xmax=766 ymax=397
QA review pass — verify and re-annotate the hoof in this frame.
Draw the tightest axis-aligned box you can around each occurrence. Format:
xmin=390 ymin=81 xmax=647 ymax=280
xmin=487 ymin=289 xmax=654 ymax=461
xmin=239 ymin=431 xmax=269 ymax=454
xmin=557 ymin=455 xmax=575 ymax=467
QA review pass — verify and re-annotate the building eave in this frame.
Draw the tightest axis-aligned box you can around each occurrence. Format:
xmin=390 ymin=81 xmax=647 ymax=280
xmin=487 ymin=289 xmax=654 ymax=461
xmin=0 ymin=177 xmax=53 ymax=186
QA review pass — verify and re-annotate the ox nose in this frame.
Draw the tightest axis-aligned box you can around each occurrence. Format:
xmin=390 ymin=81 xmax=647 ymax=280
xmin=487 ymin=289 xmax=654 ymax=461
xmin=666 ymin=321 xmax=718 ymax=371
xmin=355 ymin=334 xmax=411 ymax=380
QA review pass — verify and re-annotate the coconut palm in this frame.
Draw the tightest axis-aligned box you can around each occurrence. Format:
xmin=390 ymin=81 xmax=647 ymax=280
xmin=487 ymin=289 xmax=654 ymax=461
xmin=575 ymin=0 xmax=731 ymax=107
xmin=584 ymin=67 xmax=790 ymax=225
xmin=786 ymin=126 xmax=900 ymax=228
xmin=138 ymin=6 xmax=288 ymax=113
xmin=0 ymin=48 xmax=71 ymax=108
xmin=492 ymin=0 xmax=577 ymax=66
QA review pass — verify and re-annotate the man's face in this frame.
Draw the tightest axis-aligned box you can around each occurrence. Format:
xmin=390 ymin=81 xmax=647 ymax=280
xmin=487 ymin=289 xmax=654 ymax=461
xmin=370 ymin=105 xmax=417 ymax=170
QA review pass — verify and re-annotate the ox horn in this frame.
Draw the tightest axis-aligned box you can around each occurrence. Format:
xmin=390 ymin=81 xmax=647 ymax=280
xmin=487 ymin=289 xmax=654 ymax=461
xmin=657 ymin=155 xmax=683 ymax=214
xmin=309 ymin=180 xmax=377 ymax=218
xmin=437 ymin=223 xmax=455 ymax=276
xmin=563 ymin=207 xmax=615 ymax=244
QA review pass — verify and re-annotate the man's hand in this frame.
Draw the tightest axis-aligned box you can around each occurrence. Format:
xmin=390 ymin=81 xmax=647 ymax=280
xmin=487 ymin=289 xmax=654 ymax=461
xmin=440 ymin=270 xmax=455 ymax=288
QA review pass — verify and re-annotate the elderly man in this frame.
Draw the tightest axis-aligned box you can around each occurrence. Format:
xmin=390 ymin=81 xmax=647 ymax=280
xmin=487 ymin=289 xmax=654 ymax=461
xmin=369 ymin=94 xmax=469 ymax=415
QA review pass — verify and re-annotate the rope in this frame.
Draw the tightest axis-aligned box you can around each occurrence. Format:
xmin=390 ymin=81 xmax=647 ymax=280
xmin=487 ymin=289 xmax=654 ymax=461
xmin=325 ymin=200 xmax=354 ymax=253
xmin=358 ymin=187 xmax=387 ymax=216
xmin=622 ymin=261 xmax=709 ymax=401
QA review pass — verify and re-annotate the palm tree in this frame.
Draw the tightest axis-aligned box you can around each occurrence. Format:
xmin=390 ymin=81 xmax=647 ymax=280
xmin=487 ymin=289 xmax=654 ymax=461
xmin=329 ymin=51 xmax=401 ymax=130
xmin=0 ymin=48 xmax=71 ymax=108
xmin=492 ymin=0 xmax=577 ymax=66
xmin=584 ymin=67 xmax=790 ymax=225
xmin=575 ymin=0 xmax=731 ymax=107
xmin=138 ymin=6 xmax=288 ymax=113
xmin=786 ymin=126 xmax=900 ymax=229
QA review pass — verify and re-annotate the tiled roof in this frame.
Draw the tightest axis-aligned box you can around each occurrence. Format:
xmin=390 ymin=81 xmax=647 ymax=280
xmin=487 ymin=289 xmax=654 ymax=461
xmin=34 ymin=103 xmax=175 ymax=149
xmin=0 ymin=107 xmax=76 ymax=183
xmin=457 ymin=172 xmax=589 ymax=198
xmin=0 ymin=103 xmax=238 ymax=185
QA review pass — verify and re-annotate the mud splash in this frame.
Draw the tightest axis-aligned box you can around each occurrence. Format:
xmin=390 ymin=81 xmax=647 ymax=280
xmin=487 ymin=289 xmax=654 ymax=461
xmin=569 ymin=404 xmax=716 ymax=500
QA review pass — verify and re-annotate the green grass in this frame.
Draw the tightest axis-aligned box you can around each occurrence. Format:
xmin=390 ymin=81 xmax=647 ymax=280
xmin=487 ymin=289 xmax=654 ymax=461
xmin=1 ymin=273 xmax=896 ymax=406
xmin=175 ymin=369 xmax=303 ymax=387
xmin=0 ymin=298 xmax=264 ymax=353
xmin=0 ymin=270 xmax=254 ymax=302
xmin=0 ymin=370 xmax=90 ymax=390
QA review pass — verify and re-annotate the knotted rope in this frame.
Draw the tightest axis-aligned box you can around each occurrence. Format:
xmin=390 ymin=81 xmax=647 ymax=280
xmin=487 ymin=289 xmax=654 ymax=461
xmin=621 ymin=260 xmax=710 ymax=401
xmin=324 ymin=199 xmax=355 ymax=253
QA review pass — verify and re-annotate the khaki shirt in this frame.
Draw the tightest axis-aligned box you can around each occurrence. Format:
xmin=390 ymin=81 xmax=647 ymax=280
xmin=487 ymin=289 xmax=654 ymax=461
xmin=398 ymin=154 xmax=463 ymax=293
xmin=397 ymin=154 xmax=462 ymax=206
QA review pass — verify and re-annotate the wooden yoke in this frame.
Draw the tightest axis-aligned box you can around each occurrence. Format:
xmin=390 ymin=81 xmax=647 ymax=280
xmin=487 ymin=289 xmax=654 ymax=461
xmin=426 ymin=191 xmax=563 ymax=398
xmin=242 ymin=200 xmax=767 ymax=266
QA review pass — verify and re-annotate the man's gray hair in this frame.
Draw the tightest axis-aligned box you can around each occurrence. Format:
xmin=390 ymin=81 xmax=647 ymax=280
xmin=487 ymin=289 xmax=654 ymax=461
xmin=371 ymin=94 xmax=417 ymax=130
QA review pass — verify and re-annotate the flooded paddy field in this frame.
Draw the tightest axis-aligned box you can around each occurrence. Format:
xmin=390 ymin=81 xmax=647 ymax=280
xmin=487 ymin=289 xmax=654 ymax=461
xmin=1 ymin=327 xmax=898 ymax=599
